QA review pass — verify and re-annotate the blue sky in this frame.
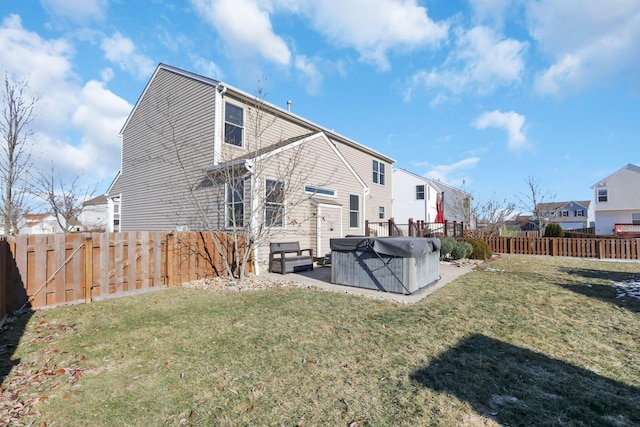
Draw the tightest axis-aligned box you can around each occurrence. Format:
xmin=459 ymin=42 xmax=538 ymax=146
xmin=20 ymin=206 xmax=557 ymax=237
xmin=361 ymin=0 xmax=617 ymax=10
xmin=1 ymin=0 xmax=639 ymax=212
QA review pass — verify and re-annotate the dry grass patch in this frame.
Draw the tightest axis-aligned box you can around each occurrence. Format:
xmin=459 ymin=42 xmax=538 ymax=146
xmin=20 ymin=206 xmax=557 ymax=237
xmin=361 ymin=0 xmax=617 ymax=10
xmin=1 ymin=255 xmax=639 ymax=426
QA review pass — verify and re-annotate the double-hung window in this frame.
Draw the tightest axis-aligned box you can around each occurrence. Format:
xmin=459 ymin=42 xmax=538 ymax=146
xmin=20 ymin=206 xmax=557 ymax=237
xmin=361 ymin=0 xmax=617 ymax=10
xmin=265 ymin=179 xmax=285 ymax=227
xmin=372 ymin=160 xmax=385 ymax=185
xmin=224 ymin=102 xmax=244 ymax=147
xmin=632 ymin=213 xmax=640 ymax=225
xmin=226 ymin=179 xmax=244 ymax=227
xmin=597 ymin=188 xmax=608 ymax=203
xmin=416 ymin=185 xmax=425 ymax=200
xmin=349 ymin=194 xmax=360 ymax=228
xmin=379 ymin=206 xmax=385 ymax=220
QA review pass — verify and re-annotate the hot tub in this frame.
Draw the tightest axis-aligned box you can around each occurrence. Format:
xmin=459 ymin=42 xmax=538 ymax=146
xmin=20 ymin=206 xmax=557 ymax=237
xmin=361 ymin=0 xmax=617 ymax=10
xmin=330 ymin=236 xmax=441 ymax=294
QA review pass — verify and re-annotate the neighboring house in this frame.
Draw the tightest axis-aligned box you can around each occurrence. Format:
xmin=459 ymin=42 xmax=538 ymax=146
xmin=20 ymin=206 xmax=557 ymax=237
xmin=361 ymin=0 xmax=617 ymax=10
xmin=19 ymin=213 xmax=64 ymax=234
xmin=392 ymin=168 xmax=473 ymax=225
xmin=77 ymin=195 xmax=110 ymax=232
xmin=108 ymin=64 xmax=394 ymax=269
xmin=536 ymin=201 xmax=594 ymax=231
xmin=591 ymin=164 xmax=640 ymax=236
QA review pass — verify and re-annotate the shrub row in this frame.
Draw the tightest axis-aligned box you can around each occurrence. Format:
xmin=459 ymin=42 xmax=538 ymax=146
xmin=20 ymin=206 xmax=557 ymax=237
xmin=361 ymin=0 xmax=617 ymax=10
xmin=438 ymin=236 xmax=492 ymax=261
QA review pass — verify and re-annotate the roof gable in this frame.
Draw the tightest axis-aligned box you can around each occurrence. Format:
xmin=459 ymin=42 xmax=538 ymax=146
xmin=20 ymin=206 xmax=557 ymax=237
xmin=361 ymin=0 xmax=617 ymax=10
xmin=592 ymin=164 xmax=640 ymax=188
xmin=122 ymin=63 xmax=394 ymax=164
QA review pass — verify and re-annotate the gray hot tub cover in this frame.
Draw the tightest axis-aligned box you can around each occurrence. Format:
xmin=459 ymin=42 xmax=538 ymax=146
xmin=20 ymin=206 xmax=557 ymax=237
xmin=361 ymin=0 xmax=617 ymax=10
xmin=330 ymin=236 xmax=441 ymax=258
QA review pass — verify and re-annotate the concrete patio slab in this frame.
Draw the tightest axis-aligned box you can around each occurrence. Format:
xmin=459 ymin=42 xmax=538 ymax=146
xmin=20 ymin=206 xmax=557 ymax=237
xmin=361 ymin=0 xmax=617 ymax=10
xmin=263 ymin=261 xmax=475 ymax=304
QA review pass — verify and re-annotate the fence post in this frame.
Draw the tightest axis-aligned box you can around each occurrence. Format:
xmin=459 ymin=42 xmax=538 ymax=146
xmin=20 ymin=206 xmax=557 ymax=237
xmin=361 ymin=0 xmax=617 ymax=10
xmin=166 ymin=233 xmax=175 ymax=286
xmin=84 ymin=237 xmax=93 ymax=304
xmin=364 ymin=220 xmax=370 ymax=237
xmin=596 ymin=239 xmax=604 ymax=259
xmin=408 ymin=218 xmax=414 ymax=237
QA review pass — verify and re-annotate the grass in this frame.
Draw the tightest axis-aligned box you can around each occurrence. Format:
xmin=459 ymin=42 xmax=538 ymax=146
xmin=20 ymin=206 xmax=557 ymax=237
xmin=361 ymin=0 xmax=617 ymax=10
xmin=1 ymin=254 xmax=639 ymax=426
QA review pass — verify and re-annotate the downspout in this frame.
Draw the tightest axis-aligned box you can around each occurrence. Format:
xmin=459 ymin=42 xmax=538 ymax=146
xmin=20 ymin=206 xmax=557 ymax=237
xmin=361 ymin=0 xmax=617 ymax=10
xmin=213 ymin=85 xmax=227 ymax=165
xmin=363 ymin=187 xmax=370 ymax=235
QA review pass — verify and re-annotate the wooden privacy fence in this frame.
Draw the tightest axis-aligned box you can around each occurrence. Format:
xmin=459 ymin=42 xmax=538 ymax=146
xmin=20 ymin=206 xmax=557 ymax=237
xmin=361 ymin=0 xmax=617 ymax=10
xmin=487 ymin=236 xmax=640 ymax=260
xmin=0 ymin=231 xmax=251 ymax=319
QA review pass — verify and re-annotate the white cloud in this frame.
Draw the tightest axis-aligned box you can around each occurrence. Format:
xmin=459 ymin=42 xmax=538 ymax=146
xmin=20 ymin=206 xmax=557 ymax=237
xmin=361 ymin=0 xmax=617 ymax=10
xmin=527 ymin=0 xmax=640 ymax=95
xmin=0 ymin=15 xmax=77 ymax=131
xmin=302 ymin=0 xmax=448 ymax=71
xmin=100 ymin=32 xmax=155 ymax=80
xmin=472 ymin=110 xmax=528 ymax=151
xmin=294 ymin=55 xmax=323 ymax=95
xmin=190 ymin=0 xmax=447 ymax=73
xmin=407 ymin=25 xmax=527 ymax=101
xmin=422 ymin=157 xmax=480 ymax=187
xmin=0 ymin=15 xmax=129 ymax=186
xmin=41 ymin=0 xmax=108 ymax=23
xmin=190 ymin=0 xmax=292 ymax=66
xmin=468 ymin=0 xmax=511 ymax=26
xmin=69 ymin=80 xmax=131 ymax=176
xmin=190 ymin=55 xmax=224 ymax=80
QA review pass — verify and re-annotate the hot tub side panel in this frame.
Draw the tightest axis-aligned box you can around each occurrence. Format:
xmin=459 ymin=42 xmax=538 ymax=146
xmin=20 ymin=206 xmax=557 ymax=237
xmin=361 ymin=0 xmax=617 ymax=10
xmin=331 ymin=250 xmax=440 ymax=294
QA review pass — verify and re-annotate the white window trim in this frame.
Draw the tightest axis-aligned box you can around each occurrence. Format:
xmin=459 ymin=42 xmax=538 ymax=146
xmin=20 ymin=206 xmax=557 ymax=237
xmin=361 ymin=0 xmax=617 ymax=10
xmin=597 ymin=188 xmax=608 ymax=203
xmin=349 ymin=193 xmax=360 ymax=229
xmin=224 ymin=100 xmax=245 ymax=148
xmin=379 ymin=206 xmax=385 ymax=220
xmin=416 ymin=185 xmax=425 ymax=200
xmin=265 ymin=178 xmax=286 ymax=228
xmin=372 ymin=160 xmax=386 ymax=185
xmin=225 ymin=179 xmax=245 ymax=229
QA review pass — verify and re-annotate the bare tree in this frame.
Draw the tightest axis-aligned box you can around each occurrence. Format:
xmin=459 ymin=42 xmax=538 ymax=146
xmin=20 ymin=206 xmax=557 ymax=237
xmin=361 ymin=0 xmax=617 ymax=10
xmin=0 ymin=74 xmax=40 ymax=234
xmin=34 ymin=166 xmax=97 ymax=233
xmin=466 ymin=194 xmax=516 ymax=239
xmin=142 ymin=84 xmax=336 ymax=280
xmin=519 ymin=176 xmax=556 ymax=237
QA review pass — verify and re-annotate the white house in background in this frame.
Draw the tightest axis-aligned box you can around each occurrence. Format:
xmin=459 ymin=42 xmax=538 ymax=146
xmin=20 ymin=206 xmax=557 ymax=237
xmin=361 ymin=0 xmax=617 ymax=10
xmin=392 ymin=168 xmax=473 ymax=225
xmin=19 ymin=213 xmax=64 ymax=234
xmin=536 ymin=201 xmax=594 ymax=231
xmin=591 ymin=164 xmax=640 ymax=236
xmin=77 ymin=195 xmax=110 ymax=232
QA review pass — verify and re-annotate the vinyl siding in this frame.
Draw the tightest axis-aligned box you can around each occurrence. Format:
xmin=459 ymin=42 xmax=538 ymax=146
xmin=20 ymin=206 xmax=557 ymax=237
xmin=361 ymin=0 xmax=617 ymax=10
xmin=253 ymin=134 xmax=365 ymax=268
xmin=219 ymin=93 xmax=315 ymax=161
xmin=332 ymin=140 xmax=392 ymax=223
xmin=594 ymin=166 xmax=640 ymax=212
xmin=117 ymin=68 xmax=217 ymax=230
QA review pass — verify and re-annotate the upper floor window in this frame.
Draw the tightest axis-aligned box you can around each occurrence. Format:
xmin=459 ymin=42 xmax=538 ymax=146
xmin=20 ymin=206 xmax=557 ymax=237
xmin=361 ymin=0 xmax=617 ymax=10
xmin=561 ymin=210 xmax=569 ymax=217
xmin=632 ymin=213 xmax=640 ymax=224
xmin=379 ymin=206 xmax=385 ymax=220
xmin=416 ymin=185 xmax=425 ymax=200
xmin=113 ymin=203 xmax=120 ymax=214
xmin=372 ymin=160 xmax=385 ymax=185
xmin=265 ymin=179 xmax=285 ymax=227
xmin=575 ymin=210 xmax=584 ymax=217
xmin=597 ymin=188 xmax=608 ymax=203
xmin=224 ymin=102 xmax=244 ymax=147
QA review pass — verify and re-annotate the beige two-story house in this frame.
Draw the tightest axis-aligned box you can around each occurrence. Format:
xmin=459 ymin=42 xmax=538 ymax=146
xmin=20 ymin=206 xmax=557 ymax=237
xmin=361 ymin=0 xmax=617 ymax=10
xmin=108 ymin=64 xmax=394 ymax=271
